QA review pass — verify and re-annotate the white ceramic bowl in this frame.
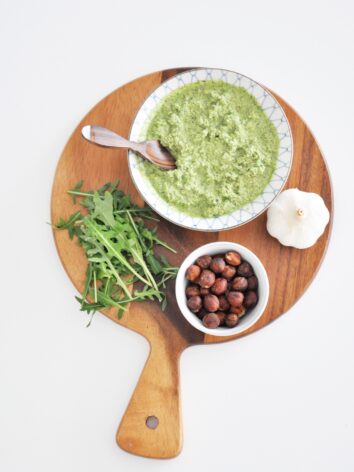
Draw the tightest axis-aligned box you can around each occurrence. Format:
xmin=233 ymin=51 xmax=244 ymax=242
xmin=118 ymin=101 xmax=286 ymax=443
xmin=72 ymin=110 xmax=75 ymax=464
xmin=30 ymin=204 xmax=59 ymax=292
xmin=128 ymin=68 xmax=293 ymax=231
xmin=175 ymin=242 xmax=269 ymax=336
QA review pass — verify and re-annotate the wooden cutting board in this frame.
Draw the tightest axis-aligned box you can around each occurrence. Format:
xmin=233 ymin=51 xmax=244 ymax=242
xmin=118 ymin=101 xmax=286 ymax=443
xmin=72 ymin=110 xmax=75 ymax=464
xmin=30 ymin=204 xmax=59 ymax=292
xmin=51 ymin=68 xmax=333 ymax=459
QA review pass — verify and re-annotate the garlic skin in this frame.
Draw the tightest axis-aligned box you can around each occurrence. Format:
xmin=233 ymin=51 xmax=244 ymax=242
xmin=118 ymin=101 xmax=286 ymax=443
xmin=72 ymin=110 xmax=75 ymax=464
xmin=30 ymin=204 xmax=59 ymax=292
xmin=266 ymin=188 xmax=330 ymax=249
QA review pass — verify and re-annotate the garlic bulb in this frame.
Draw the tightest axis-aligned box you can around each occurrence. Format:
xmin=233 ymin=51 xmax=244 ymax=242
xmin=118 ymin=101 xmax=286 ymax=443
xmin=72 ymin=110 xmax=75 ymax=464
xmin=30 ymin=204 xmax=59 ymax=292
xmin=266 ymin=188 xmax=330 ymax=249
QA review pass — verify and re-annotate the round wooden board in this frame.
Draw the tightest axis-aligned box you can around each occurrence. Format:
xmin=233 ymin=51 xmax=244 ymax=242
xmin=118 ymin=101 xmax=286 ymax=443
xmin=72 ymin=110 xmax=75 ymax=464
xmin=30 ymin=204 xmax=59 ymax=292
xmin=51 ymin=68 xmax=333 ymax=459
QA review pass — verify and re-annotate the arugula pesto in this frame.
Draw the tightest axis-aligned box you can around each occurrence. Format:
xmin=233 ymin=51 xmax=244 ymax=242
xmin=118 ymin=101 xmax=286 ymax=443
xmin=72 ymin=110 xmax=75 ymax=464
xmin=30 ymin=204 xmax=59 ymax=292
xmin=142 ymin=80 xmax=279 ymax=218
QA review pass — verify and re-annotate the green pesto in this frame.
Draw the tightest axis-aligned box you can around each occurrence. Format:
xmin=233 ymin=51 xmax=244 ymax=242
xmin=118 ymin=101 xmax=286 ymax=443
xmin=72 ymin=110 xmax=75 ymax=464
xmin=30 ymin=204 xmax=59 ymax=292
xmin=141 ymin=80 xmax=279 ymax=218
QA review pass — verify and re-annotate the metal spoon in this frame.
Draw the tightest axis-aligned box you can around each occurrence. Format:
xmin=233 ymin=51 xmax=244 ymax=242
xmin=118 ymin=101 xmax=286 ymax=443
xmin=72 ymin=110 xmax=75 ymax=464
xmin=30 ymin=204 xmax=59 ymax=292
xmin=81 ymin=125 xmax=176 ymax=170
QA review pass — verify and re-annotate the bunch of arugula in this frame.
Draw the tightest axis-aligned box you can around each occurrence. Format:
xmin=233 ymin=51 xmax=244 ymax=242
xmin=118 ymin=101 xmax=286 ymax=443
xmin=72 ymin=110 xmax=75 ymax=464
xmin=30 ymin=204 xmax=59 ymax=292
xmin=55 ymin=181 xmax=177 ymax=325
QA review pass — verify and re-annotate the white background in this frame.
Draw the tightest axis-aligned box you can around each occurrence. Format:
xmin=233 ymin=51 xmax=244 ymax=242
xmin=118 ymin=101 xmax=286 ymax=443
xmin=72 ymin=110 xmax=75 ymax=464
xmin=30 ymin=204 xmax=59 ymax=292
xmin=1 ymin=0 xmax=353 ymax=470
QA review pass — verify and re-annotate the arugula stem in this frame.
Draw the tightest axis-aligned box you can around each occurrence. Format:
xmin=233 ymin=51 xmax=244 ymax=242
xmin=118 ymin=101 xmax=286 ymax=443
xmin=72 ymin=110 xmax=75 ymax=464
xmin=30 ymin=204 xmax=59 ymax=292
xmin=67 ymin=190 xmax=93 ymax=198
xmin=154 ymin=238 xmax=177 ymax=253
xmin=130 ymin=248 xmax=160 ymax=293
xmin=114 ymin=209 xmax=152 ymax=215
xmin=93 ymin=270 xmax=97 ymax=303
xmin=127 ymin=210 xmax=146 ymax=250
xmin=81 ymin=263 xmax=93 ymax=308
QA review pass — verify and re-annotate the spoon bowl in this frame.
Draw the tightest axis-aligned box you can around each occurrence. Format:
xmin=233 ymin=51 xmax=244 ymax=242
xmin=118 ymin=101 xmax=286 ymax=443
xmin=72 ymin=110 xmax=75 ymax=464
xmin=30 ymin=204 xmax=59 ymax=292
xmin=82 ymin=125 xmax=176 ymax=170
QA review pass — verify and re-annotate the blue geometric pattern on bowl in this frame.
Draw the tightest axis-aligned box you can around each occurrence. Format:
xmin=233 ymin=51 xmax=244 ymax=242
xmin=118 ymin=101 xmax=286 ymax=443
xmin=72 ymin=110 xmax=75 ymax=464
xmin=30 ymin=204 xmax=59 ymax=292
xmin=128 ymin=68 xmax=293 ymax=231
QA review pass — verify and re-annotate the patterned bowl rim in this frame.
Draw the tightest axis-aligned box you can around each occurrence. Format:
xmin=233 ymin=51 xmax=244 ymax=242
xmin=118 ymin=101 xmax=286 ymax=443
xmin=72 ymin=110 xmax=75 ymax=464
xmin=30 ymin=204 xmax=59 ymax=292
xmin=128 ymin=67 xmax=293 ymax=232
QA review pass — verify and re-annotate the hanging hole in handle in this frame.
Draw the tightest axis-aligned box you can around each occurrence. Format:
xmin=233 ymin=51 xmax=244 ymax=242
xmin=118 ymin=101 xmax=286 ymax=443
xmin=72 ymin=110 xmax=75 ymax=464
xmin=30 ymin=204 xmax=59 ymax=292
xmin=146 ymin=415 xmax=159 ymax=429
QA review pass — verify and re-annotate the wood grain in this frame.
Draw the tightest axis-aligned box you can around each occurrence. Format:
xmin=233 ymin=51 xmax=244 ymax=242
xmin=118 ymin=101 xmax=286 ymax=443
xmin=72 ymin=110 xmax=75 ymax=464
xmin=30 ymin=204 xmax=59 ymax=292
xmin=51 ymin=68 xmax=333 ymax=458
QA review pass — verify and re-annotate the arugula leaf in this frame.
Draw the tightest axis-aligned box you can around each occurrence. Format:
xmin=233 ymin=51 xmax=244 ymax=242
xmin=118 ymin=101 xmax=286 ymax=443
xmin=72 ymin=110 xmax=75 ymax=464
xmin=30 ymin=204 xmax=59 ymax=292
xmin=55 ymin=211 xmax=82 ymax=231
xmin=70 ymin=180 xmax=84 ymax=204
xmin=92 ymin=191 xmax=115 ymax=227
xmin=54 ymin=180 xmax=178 ymax=325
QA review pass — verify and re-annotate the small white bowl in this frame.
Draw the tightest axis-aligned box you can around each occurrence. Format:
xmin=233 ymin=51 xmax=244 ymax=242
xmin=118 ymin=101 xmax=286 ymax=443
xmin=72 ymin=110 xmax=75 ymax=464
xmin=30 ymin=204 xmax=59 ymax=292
xmin=176 ymin=242 xmax=269 ymax=336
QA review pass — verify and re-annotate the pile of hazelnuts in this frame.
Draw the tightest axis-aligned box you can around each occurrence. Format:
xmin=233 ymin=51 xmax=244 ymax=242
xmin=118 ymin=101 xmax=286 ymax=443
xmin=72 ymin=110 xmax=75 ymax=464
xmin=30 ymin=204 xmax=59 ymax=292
xmin=185 ymin=251 xmax=258 ymax=329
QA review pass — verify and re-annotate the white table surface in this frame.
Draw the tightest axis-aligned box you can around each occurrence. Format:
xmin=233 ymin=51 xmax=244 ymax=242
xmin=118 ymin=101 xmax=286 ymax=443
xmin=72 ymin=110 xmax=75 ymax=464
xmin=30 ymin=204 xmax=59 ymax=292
xmin=1 ymin=1 xmax=353 ymax=470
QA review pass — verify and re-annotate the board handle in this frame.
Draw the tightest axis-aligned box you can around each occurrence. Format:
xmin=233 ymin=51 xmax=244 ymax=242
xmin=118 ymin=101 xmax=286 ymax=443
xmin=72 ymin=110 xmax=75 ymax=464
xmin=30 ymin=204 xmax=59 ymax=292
xmin=116 ymin=340 xmax=183 ymax=459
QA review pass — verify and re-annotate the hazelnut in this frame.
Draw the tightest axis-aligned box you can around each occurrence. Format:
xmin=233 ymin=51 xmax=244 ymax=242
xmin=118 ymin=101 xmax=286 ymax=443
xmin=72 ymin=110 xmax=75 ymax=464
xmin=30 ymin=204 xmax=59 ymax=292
xmin=222 ymin=265 xmax=236 ymax=279
xmin=230 ymin=305 xmax=246 ymax=317
xmin=185 ymin=285 xmax=200 ymax=298
xmin=218 ymin=295 xmax=230 ymax=312
xmin=247 ymin=275 xmax=258 ymax=290
xmin=211 ymin=278 xmax=228 ymax=295
xmin=203 ymin=294 xmax=220 ymax=312
xmin=215 ymin=312 xmax=226 ymax=326
xmin=196 ymin=255 xmax=212 ymax=269
xmin=187 ymin=296 xmax=202 ymax=313
xmin=200 ymin=287 xmax=210 ymax=296
xmin=231 ymin=276 xmax=248 ymax=292
xmin=210 ymin=257 xmax=226 ymax=274
xmin=198 ymin=270 xmax=216 ymax=288
xmin=196 ymin=309 xmax=207 ymax=320
xmin=186 ymin=264 xmax=201 ymax=282
xmin=237 ymin=261 xmax=254 ymax=277
xmin=227 ymin=291 xmax=244 ymax=307
xmin=202 ymin=313 xmax=220 ymax=329
xmin=244 ymin=290 xmax=258 ymax=308
xmin=225 ymin=313 xmax=239 ymax=327
xmin=225 ymin=251 xmax=242 ymax=266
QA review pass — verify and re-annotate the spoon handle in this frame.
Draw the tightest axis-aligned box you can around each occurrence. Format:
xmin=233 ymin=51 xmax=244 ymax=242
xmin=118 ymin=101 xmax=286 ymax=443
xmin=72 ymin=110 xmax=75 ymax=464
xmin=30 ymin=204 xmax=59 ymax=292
xmin=82 ymin=125 xmax=138 ymax=150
